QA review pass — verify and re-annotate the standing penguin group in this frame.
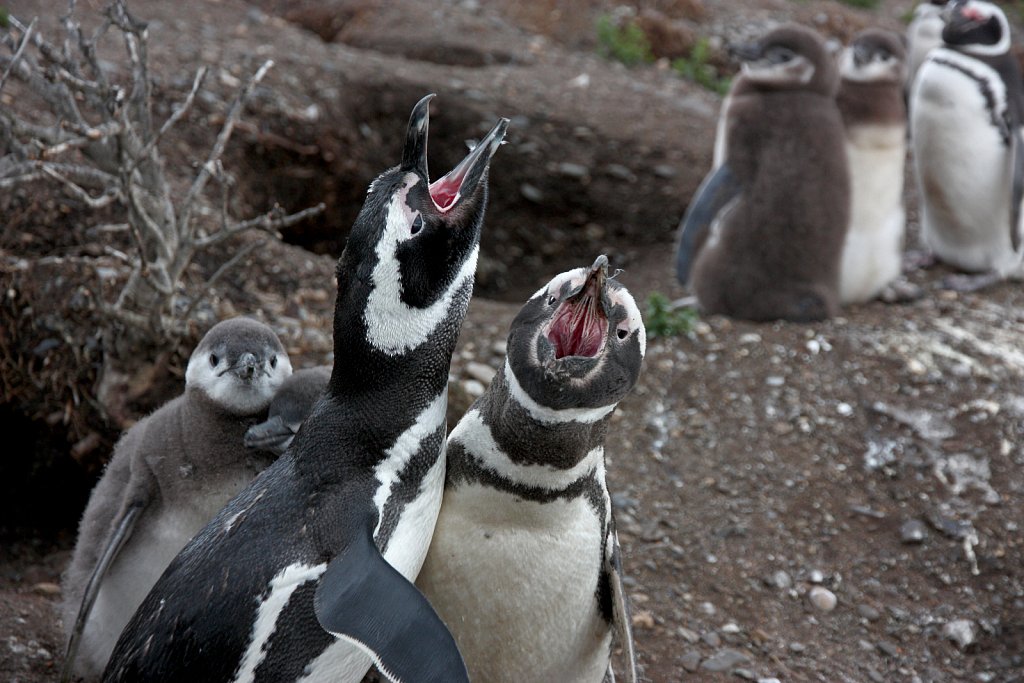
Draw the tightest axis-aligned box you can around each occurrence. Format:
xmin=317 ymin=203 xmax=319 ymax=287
xmin=676 ymin=0 xmax=1024 ymax=321
xmin=61 ymin=94 xmax=645 ymax=683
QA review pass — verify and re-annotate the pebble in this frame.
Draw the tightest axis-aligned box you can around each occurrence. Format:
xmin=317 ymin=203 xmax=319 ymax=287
xmin=789 ymin=642 xmax=806 ymax=654
xmin=721 ymin=622 xmax=741 ymax=634
xmin=809 ymin=587 xmax=837 ymax=612
xmin=702 ymin=631 xmax=722 ymax=647
xmin=900 ymin=519 xmax=928 ymax=544
xmin=698 ymin=601 xmax=717 ymax=616
xmin=765 ymin=570 xmax=792 ymax=590
xmin=758 ymin=679 xmax=782 ymax=683
xmin=942 ymin=619 xmax=977 ymax=650
xmin=837 ymin=402 xmax=854 ymax=417
xmin=677 ymin=626 xmax=700 ymax=643
xmin=519 ymin=183 xmax=544 ymax=203
xmin=700 ymin=648 xmax=750 ymax=672
xmin=491 ymin=340 xmax=507 ymax=356
xmin=653 ymin=164 xmax=678 ymax=178
xmin=464 ymin=361 xmax=496 ymax=385
xmin=857 ymin=604 xmax=881 ymax=622
xmin=876 ymin=640 xmax=900 ymax=657
xmin=765 ymin=375 xmax=785 ymax=387
xmin=31 ymin=582 xmax=60 ymax=596
xmin=463 ymin=379 xmax=485 ymax=398
xmin=557 ymin=162 xmax=589 ymax=179
xmin=631 ymin=610 xmax=655 ymax=629
xmin=680 ymin=650 xmax=702 ymax=672
xmin=808 ymin=569 xmax=825 ymax=584
xmin=734 ymin=669 xmax=757 ymax=680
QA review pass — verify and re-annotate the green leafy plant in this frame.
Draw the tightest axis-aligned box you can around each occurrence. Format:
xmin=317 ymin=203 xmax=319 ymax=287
xmin=596 ymin=14 xmax=653 ymax=67
xmin=836 ymin=0 xmax=881 ymax=8
xmin=672 ymin=37 xmax=730 ymax=95
xmin=0 ymin=7 xmax=9 ymax=28
xmin=645 ymin=292 xmax=699 ymax=339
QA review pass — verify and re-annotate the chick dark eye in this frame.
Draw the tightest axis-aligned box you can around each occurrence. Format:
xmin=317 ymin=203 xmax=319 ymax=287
xmin=617 ymin=328 xmax=629 ymax=340
xmin=547 ymin=295 xmax=557 ymax=306
xmin=209 ymin=354 xmax=219 ymax=367
xmin=270 ymin=355 xmax=277 ymax=369
xmin=411 ymin=215 xmax=423 ymax=235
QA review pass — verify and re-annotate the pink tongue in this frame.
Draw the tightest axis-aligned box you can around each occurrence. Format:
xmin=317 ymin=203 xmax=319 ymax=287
xmin=429 ymin=175 xmax=461 ymax=212
xmin=547 ymin=301 xmax=606 ymax=359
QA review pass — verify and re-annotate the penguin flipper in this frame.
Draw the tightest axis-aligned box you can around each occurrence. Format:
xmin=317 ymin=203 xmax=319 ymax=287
xmin=1010 ymin=126 xmax=1024 ymax=253
xmin=675 ymin=163 xmax=742 ymax=286
xmin=61 ymin=502 xmax=144 ymax=683
xmin=243 ymin=414 xmax=294 ymax=455
xmin=608 ymin=530 xmax=638 ymax=683
xmin=313 ymin=525 xmax=469 ymax=683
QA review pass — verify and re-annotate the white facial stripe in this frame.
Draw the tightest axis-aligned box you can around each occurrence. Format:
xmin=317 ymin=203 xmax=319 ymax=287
xmin=451 ymin=409 xmax=604 ymax=489
xmin=743 ymin=55 xmax=815 ymax=85
xmin=609 ymin=286 xmax=647 ymax=358
xmin=958 ymin=2 xmax=1010 ymax=57
xmin=365 ymin=183 xmax=479 ymax=356
xmin=532 ymin=267 xmax=588 ymax=300
xmin=840 ymin=48 xmax=902 ymax=83
xmin=232 ymin=562 xmax=327 ymax=683
xmin=185 ymin=354 xmax=291 ymax=415
xmin=505 ymin=359 xmax=616 ymax=424
xmin=371 ymin=389 xmax=448 ymax=537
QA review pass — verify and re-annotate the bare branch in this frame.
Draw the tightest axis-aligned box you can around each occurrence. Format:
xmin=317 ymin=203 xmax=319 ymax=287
xmin=0 ymin=160 xmax=118 ymax=189
xmin=127 ymin=66 xmax=207 ymax=177
xmin=178 ymin=239 xmax=265 ymax=323
xmin=0 ymin=16 xmax=36 ymax=94
xmin=41 ymin=121 xmax=123 ymax=158
xmin=194 ymin=203 xmax=325 ymax=249
xmin=40 ymin=165 xmax=120 ymax=208
xmin=178 ymin=60 xmax=274 ymax=235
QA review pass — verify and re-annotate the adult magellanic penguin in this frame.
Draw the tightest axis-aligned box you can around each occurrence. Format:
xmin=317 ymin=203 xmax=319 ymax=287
xmin=675 ymin=24 xmax=850 ymax=322
xmin=911 ymin=0 xmax=1024 ymax=290
xmin=836 ymin=29 xmax=908 ymax=304
xmin=417 ymin=256 xmax=644 ymax=683
xmin=244 ymin=366 xmax=331 ymax=456
xmin=61 ymin=317 xmax=292 ymax=682
xmin=103 ymin=96 xmax=509 ymax=683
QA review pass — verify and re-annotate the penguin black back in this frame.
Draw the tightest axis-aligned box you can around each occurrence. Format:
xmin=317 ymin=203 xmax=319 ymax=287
xmin=103 ymin=96 xmax=509 ymax=683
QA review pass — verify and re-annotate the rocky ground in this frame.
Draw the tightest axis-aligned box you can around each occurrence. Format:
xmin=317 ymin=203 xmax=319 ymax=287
xmin=2 ymin=0 xmax=1023 ymax=681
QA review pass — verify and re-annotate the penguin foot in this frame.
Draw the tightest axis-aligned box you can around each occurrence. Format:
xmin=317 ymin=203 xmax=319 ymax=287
xmin=902 ymin=250 xmax=936 ymax=273
xmin=941 ymin=271 xmax=1003 ymax=293
xmin=878 ymin=279 xmax=925 ymax=304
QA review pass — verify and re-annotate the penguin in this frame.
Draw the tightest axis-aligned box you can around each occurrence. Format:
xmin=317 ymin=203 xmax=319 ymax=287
xmin=836 ymin=29 xmax=909 ymax=304
xmin=906 ymin=0 xmax=950 ymax=96
xmin=675 ymin=24 xmax=850 ymax=322
xmin=417 ymin=255 xmax=644 ymax=683
xmin=244 ymin=366 xmax=331 ymax=456
xmin=911 ymin=0 xmax=1024 ymax=289
xmin=60 ymin=317 xmax=293 ymax=683
xmin=102 ymin=95 xmax=509 ymax=683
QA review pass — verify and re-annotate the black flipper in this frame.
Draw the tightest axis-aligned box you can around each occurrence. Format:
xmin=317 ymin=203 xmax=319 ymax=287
xmin=243 ymin=414 xmax=295 ymax=455
xmin=1010 ymin=126 xmax=1023 ymax=253
xmin=675 ymin=163 xmax=743 ymax=286
xmin=607 ymin=530 xmax=638 ymax=683
xmin=61 ymin=502 xmax=144 ymax=683
xmin=313 ymin=525 xmax=468 ymax=683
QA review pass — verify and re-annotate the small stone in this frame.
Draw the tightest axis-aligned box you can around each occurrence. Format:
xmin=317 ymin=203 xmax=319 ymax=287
xmin=809 ymin=587 xmax=837 ymax=612
xmin=734 ymin=669 xmax=757 ymax=680
xmin=765 ymin=376 xmax=785 ymax=387
xmin=739 ymin=333 xmax=761 ymax=345
xmin=557 ymin=162 xmax=589 ymax=179
xmin=702 ymin=630 xmax=722 ymax=647
xmin=789 ymin=642 xmax=806 ymax=653
xmin=463 ymin=379 xmax=485 ymax=397
xmin=808 ymin=569 xmax=825 ymax=584
xmin=677 ymin=626 xmax=700 ymax=643
xmin=721 ymin=622 xmax=741 ymax=634
xmin=491 ymin=340 xmax=507 ymax=356
xmin=653 ymin=164 xmax=678 ymax=179
xmin=698 ymin=601 xmax=717 ymax=616
xmin=901 ymin=519 xmax=928 ymax=544
xmin=765 ymin=570 xmax=792 ymax=589
xmin=876 ymin=640 xmax=900 ymax=657
xmin=680 ymin=650 xmax=702 ymax=672
xmin=700 ymin=648 xmax=750 ymax=672
xmin=519 ymin=183 xmax=544 ymax=203
xmin=942 ymin=619 xmax=977 ymax=650
xmin=857 ymin=604 xmax=881 ymax=622
xmin=758 ymin=679 xmax=782 ymax=683
xmin=32 ymin=582 xmax=61 ymax=596
xmin=837 ymin=402 xmax=854 ymax=417
xmin=631 ymin=610 xmax=655 ymax=629
xmin=464 ymin=361 xmax=496 ymax=385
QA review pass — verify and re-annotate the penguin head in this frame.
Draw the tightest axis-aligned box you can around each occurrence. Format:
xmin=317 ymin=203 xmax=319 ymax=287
xmin=730 ymin=24 xmax=839 ymax=97
xmin=942 ymin=1 xmax=1010 ymax=57
xmin=505 ymin=256 xmax=646 ymax=414
xmin=335 ymin=95 xmax=510 ymax=357
xmin=185 ymin=317 xmax=293 ymax=416
xmin=840 ymin=29 xmax=907 ymax=84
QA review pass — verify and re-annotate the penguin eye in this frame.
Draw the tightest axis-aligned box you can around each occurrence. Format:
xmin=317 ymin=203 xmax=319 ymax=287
xmin=617 ymin=327 xmax=630 ymax=341
xmin=410 ymin=214 xmax=423 ymax=236
xmin=209 ymin=354 xmax=219 ymax=367
xmin=547 ymin=294 xmax=557 ymax=306
xmin=270 ymin=355 xmax=277 ymax=369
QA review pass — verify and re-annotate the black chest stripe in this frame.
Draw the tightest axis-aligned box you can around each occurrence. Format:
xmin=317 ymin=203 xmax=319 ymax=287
xmin=933 ymin=56 xmax=1011 ymax=145
xmin=375 ymin=425 xmax=445 ymax=552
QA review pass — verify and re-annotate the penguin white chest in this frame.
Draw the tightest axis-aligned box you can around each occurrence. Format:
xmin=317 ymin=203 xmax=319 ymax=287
xmin=418 ymin=483 xmax=611 ymax=683
xmin=912 ymin=52 xmax=1019 ymax=272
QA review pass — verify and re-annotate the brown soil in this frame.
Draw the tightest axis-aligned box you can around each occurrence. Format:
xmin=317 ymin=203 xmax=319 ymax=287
xmin=2 ymin=0 xmax=1023 ymax=681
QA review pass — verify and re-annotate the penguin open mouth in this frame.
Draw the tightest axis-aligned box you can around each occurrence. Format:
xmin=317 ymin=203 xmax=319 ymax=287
xmin=546 ymin=257 xmax=609 ymax=360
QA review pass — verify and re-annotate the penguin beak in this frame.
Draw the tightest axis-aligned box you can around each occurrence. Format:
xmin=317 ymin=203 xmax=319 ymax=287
xmin=427 ymin=117 xmax=510 ymax=213
xmin=229 ymin=352 xmax=263 ymax=381
xmin=546 ymin=255 xmax=610 ymax=361
xmin=401 ymin=94 xmax=435 ymax=180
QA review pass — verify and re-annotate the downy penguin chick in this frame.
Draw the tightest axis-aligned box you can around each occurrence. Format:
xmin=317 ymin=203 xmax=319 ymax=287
xmin=418 ymin=256 xmax=644 ymax=683
xmin=61 ymin=317 xmax=292 ymax=682
xmin=911 ymin=0 xmax=1024 ymax=289
xmin=244 ymin=366 xmax=331 ymax=456
xmin=837 ymin=29 xmax=909 ymax=304
xmin=675 ymin=23 xmax=850 ymax=321
xmin=103 ymin=96 xmax=509 ymax=683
